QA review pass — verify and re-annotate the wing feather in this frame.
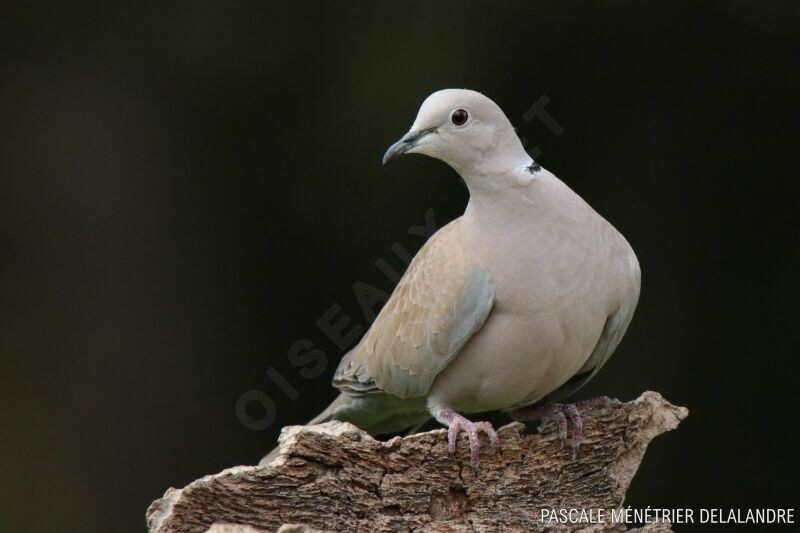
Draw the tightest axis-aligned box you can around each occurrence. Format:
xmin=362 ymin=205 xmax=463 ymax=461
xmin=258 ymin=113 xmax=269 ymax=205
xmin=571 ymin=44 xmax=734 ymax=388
xmin=547 ymin=247 xmax=641 ymax=402
xmin=333 ymin=219 xmax=495 ymax=399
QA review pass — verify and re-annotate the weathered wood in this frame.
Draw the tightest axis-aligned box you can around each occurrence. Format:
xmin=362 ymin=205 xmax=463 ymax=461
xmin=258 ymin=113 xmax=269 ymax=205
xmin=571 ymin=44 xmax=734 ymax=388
xmin=147 ymin=391 xmax=687 ymax=532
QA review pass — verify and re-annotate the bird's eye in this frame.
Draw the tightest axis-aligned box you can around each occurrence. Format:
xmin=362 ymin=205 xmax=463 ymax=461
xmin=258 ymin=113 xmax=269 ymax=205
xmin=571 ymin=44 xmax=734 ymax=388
xmin=451 ymin=109 xmax=468 ymax=126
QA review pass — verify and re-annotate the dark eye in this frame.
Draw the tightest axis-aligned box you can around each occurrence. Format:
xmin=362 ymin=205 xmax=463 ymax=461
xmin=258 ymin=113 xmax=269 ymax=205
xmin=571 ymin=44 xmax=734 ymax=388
xmin=451 ymin=109 xmax=468 ymax=126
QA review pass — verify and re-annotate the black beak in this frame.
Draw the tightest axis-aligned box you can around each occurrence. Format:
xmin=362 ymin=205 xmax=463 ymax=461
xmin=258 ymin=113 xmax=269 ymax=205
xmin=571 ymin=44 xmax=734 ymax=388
xmin=382 ymin=128 xmax=437 ymax=165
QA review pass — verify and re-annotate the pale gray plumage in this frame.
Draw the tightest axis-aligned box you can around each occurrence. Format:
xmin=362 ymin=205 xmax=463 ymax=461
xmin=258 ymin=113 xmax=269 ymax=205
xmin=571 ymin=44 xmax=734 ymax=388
xmin=262 ymin=89 xmax=640 ymax=467
xmin=333 ymin=219 xmax=495 ymax=399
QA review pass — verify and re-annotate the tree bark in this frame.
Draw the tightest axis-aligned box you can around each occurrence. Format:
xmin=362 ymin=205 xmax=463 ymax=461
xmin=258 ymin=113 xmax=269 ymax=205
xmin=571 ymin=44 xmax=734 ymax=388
xmin=147 ymin=391 xmax=687 ymax=532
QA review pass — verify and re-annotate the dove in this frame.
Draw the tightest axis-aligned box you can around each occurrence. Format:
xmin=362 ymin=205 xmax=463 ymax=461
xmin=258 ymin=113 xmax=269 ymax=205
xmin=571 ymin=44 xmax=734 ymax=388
xmin=264 ymin=89 xmax=640 ymax=469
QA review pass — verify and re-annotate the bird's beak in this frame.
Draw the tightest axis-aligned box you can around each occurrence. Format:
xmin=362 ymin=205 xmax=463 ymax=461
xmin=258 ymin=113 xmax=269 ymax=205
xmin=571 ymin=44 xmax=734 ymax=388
xmin=382 ymin=127 xmax=437 ymax=165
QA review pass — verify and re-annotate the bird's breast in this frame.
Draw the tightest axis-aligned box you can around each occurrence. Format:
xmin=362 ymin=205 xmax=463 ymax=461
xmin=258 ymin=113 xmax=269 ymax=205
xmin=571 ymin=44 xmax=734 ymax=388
xmin=430 ymin=180 xmax=637 ymax=411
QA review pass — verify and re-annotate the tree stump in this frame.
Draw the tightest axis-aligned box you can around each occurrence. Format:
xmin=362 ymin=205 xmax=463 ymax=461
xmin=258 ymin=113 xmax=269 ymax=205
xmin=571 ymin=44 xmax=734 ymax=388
xmin=147 ymin=391 xmax=687 ymax=532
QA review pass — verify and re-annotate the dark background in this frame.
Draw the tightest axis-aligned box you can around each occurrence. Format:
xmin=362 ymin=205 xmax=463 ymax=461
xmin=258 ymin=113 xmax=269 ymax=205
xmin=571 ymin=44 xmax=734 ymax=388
xmin=1 ymin=2 xmax=798 ymax=531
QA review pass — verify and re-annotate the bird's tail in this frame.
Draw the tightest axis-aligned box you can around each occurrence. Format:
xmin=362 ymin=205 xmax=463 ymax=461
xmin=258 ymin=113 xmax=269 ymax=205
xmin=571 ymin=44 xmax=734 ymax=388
xmin=307 ymin=392 xmax=354 ymax=425
xmin=258 ymin=393 xmax=354 ymax=466
xmin=259 ymin=392 xmax=432 ymax=465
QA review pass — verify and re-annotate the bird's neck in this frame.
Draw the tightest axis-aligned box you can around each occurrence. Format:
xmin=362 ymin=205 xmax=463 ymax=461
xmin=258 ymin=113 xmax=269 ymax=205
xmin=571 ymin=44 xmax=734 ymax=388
xmin=456 ymin=134 xmax=535 ymax=193
xmin=454 ymin=134 xmax=554 ymax=228
xmin=462 ymin=164 xmax=562 ymax=233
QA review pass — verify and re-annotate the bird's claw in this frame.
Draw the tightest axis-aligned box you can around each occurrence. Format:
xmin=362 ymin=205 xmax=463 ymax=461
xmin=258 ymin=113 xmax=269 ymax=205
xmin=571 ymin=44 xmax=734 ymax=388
xmin=538 ymin=403 xmax=584 ymax=459
xmin=512 ymin=396 xmax=612 ymax=460
xmin=446 ymin=412 xmax=499 ymax=470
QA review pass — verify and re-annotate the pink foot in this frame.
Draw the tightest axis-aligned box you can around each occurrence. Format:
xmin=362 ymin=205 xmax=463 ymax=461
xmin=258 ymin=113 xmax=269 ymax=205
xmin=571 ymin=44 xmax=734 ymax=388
xmin=439 ymin=408 xmax=499 ymax=470
xmin=509 ymin=396 xmax=612 ymax=459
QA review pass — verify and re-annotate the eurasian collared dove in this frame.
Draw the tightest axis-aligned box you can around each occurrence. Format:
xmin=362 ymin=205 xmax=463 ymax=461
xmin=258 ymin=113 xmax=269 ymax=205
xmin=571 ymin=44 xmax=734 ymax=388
xmin=267 ymin=89 xmax=640 ymax=469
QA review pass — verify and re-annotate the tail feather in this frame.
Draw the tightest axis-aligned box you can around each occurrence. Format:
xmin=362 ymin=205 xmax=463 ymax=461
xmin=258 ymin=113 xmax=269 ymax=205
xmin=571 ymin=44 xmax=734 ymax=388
xmin=258 ymin=393 xmax=354 ymax=466
xmin=258 ymin=392 xmax=428 ymax=466
xmin=307 ymin=392 xmax=354 ymax=425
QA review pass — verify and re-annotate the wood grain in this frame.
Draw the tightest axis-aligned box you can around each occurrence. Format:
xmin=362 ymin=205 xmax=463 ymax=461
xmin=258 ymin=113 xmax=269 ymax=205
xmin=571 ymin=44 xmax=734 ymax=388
xmin=147 ymin=391 xmax=687 ymax=532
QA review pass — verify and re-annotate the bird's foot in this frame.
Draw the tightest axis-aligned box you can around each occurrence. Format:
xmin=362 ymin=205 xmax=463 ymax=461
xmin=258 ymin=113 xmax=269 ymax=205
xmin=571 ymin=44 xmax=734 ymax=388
xmin=510 ymin=396 xmax=612 ymax=459
xmin=439 ymin=408 xmax=499 ymax=471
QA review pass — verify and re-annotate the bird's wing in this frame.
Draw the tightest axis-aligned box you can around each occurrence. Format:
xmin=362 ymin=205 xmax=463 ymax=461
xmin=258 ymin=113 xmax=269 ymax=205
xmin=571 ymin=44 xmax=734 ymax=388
xmin=334 ymin=219 xmax=495 ymax=399
xmin=547 ymin=249 xmax=641 ymax=402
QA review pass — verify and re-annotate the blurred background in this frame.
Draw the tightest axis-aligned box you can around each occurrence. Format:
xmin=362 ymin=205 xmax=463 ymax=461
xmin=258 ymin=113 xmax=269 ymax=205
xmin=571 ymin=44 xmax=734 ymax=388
xmin=1 ymin=1 xmax=798 ymax=531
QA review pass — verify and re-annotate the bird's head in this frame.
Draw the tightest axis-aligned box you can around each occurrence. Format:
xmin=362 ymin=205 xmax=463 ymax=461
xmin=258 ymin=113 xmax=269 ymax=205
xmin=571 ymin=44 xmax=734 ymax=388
xmin=382 ymin=89 xmax=531 ymax=184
